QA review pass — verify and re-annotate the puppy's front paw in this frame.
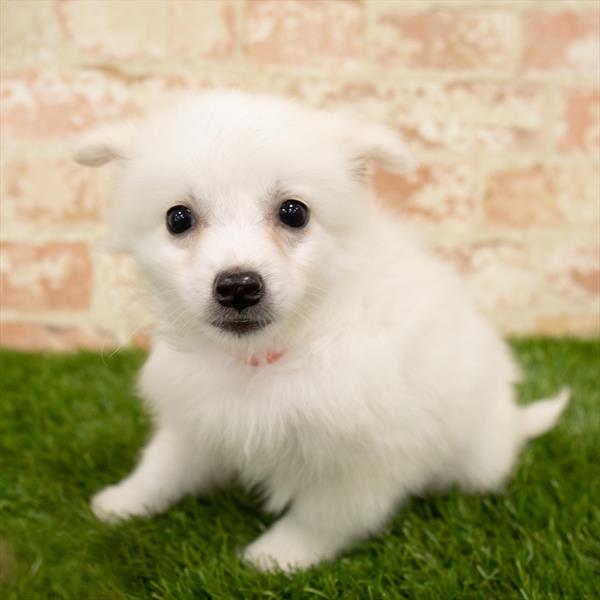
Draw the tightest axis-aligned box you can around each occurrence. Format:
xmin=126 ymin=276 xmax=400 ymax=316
xmin=242 ymin=524 xmax=332 ymax=573
xmin=91 ymin=484 xmax=153 ymax=523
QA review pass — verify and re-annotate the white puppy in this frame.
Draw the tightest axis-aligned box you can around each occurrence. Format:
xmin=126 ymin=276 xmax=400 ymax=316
xmin=75 ymin=90 xmax=569 ymax=572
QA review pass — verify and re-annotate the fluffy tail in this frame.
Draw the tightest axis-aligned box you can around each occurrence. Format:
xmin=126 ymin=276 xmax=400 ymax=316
xmin=520 ymin=388 xmax=570 ymax=439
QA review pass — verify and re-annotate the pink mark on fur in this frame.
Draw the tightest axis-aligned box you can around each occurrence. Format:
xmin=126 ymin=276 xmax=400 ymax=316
xmin=266 ymin=350 xmax=285 ymax=364
xmin=246 ymin=350 xmax=286 ymax=367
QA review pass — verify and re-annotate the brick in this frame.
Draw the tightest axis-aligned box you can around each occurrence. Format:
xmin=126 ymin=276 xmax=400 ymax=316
xmin=392 ymin=82 xmax=548 ymax=154
xmin=285 ymin=79 xmax=548 ymax=154
xmin=2 ymin=157 xmax=107 ymax=228
xmin=484 ymin=166 xmax=563 ymax=229
xmin=558 ymin=88 xmax=600 ymax=153
xmin=0 ymin=242 xmax=93 ymax=311
xmin=485 ymin=162 xmax=600 ymax=230
xmin=0 ymin=0 xmax=63 ymax=69
xmin=0 ymin=322 xmax=113 ymax=351
xmin=57 ymin=0 xmax=235 ymax=60
xmin=437 ymin=242 xmax=538 ymax=311
xmin=547 ymin=243 xmax=600 ymax=301
xmin=374 ymin=8 xmax=519 ymax=71
xmin=555 ymin=162 xmax=600 ymax=227
xmin=168 ymin=1 xmax=236 ymax=59
xmin=524 ymin=10 xmax=600 ymax=75
xmin=0 ymin=71 xmax=135 ymax=138
xmin=535 ymin=314 xmax=600 ymax=337
xmin=245 ymin=0 xmax=363 ymax=70
xmin=0 ymin=71 xmax=198 ymax=139
xmin=373 ymin=163 xmax=477 ymax=226
xmin=90 ymin=254 xmax=154 ymax=345
xmin=131 ymin=330 xmax=153 ymax=349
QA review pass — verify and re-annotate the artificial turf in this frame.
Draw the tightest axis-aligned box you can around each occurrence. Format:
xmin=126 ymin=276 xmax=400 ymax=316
xmin=0 ymin=339 xmax=598 ymax=599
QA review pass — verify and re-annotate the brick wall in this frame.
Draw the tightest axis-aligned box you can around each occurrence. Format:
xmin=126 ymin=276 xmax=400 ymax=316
xmin=1 ymin=0 xmax=598 ymax=350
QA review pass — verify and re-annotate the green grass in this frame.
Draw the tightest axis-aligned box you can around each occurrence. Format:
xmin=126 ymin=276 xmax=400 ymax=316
xmin=0 ymin=339 xmax=598 ymax=599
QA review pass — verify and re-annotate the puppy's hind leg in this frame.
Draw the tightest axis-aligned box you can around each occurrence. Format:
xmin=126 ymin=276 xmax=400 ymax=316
xmin=456 ymin=388 xmax=571 ymax=494
xmin=92 ymin=427 xmax=217 ymax=523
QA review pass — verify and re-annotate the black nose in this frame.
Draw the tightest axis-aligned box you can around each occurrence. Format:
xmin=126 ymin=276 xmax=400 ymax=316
xmin=213 ymin=271 xmax=265 ymax=312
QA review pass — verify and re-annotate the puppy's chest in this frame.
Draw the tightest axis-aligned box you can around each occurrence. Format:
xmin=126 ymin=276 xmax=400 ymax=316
xmin=184 ymin=378 xmax=321 ymax=478
xmin=170 ymin=355 xmax=361 ymax=467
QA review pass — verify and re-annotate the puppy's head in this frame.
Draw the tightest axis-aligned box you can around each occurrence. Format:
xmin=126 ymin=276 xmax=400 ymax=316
xmin=75 ymin=91 xmax=412 ymax=348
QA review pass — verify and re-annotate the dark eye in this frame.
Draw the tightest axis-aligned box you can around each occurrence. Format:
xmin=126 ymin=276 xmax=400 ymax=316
xmin=166 ymin=205 xmax=194 ymax=235
xmin=279 ymin=199 xmax=309 ymax=229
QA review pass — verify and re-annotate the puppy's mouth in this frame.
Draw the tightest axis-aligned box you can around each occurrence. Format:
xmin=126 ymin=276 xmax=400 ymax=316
xmin=211 ymin=318 xmax=272 ymax=336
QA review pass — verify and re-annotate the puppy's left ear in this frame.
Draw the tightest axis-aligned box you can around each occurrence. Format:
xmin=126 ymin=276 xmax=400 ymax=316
xmin=345 ymin=120 xmax=415 ymax=178
xmin=360 ymin=122 xmax=414 ymax=173
xmin=73 ymin=121 xmax=136 ymax=167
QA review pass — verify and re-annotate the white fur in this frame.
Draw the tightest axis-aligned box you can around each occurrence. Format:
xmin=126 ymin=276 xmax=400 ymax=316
xmin=76 ymin=90 xmax=569 ymax=572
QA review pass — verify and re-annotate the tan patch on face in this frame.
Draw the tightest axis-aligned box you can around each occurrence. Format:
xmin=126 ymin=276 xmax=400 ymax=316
xmin=164 ymin=202 xmax=205 ymax=266
xmin=268 ymin=195 xmax=312 ymax=255
xmin=182 ymin=227 xmax=207 ymax=270
xmin=268 ymin=224 xmax=288 ymax=258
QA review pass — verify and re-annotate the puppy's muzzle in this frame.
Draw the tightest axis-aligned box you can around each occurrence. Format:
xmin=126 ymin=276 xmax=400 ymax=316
xmin=213 ymin=271 xmax=265 ymax=312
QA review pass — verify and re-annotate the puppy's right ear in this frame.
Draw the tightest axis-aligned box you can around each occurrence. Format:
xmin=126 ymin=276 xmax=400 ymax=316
xmin=73 ymin=122 xmax=138 ymax=253
xmin=73 ymin=121 xmax=136 ymax=167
